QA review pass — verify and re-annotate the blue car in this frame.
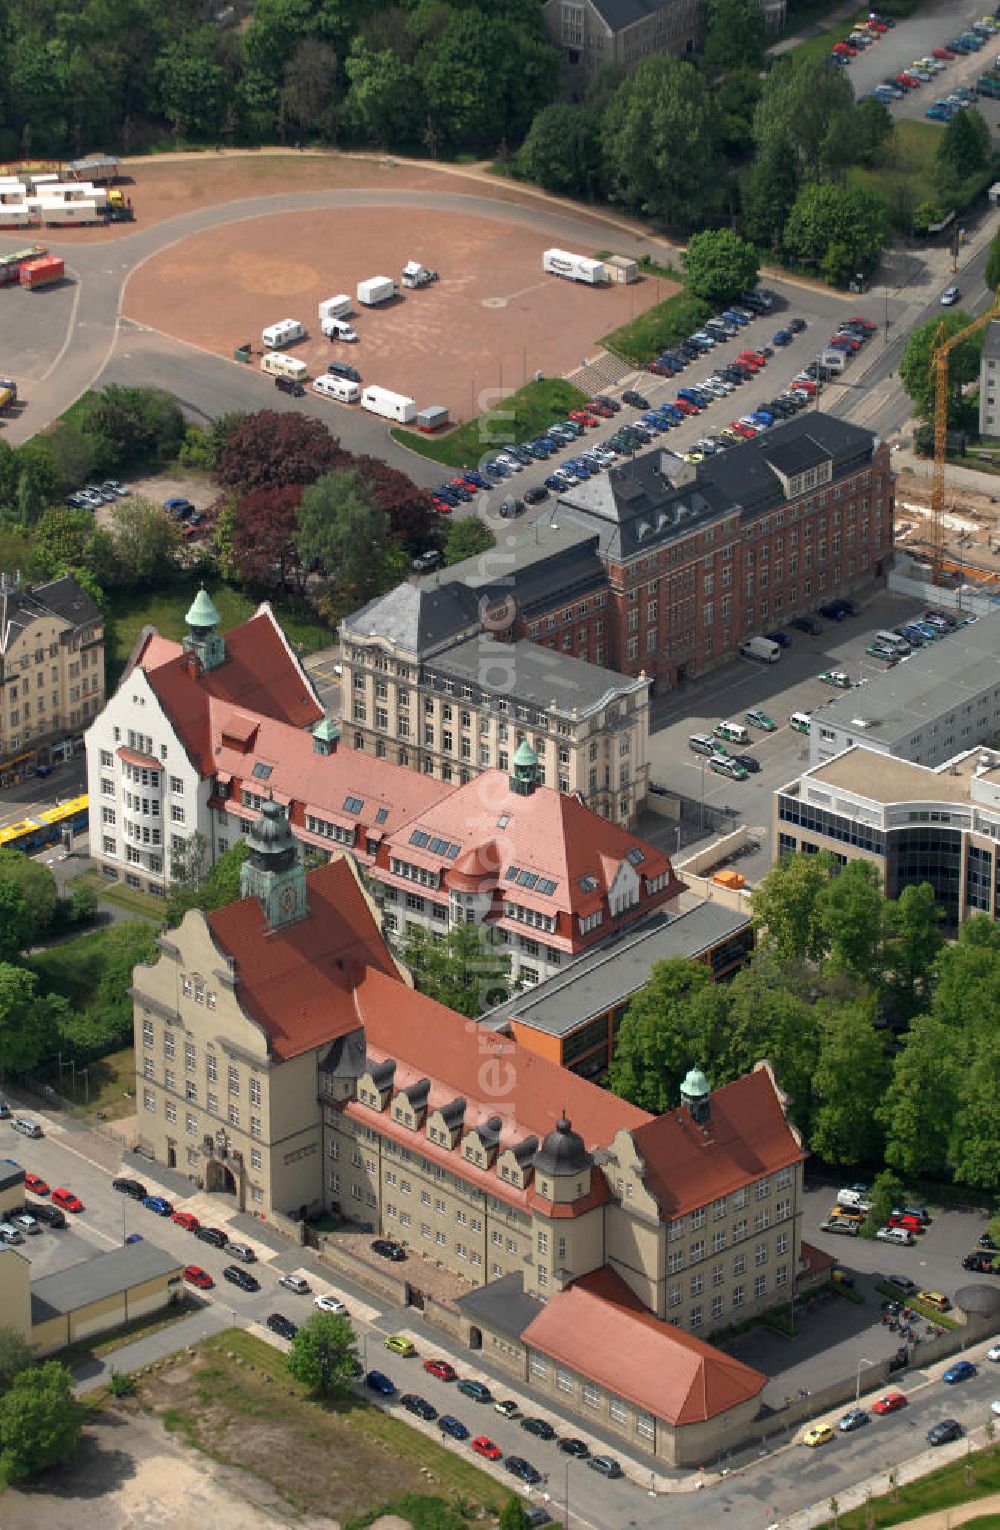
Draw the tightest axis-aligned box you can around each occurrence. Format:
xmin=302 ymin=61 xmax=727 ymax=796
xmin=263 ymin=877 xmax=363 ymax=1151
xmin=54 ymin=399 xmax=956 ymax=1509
xmin=722 ymin=309 xmax=749 ymax=326
xmin=485 ymin=460 xmax=510 ymax=478
xmin=544 ymin=474 xmax=564 ymax=491
xmin=943 ymin=1360 xmax=976 ymax=1383
xmin=765 ymin=630 xmax=791 ymax=648
xmin=773 ymin=330 xmax=792 ymax=346
xmin=142 ymin=1195 xmax=173 ymax=1216
xmin=925 ymin=105 xmax=952 ymax=120
xmin=125 ymin=1232 xmax=143 ymax=1245
xmin=462 ymin=469 xmax=489 ymax=489
xmin=365 ymin=1369 xmax=396 ymax=1396
xmin=438 ymin=1414 xmax=470 ymax=1440
xmin=752 ymin=409 xmax=775 ymax=425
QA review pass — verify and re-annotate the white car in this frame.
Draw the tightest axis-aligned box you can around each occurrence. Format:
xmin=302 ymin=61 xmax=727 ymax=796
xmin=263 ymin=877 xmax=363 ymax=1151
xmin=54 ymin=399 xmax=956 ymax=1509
xmin=941 ymin=285 xmax=960 ymax=306
xmin=314 ymin=1293 xmax=348 ymax=1314
xmin=987 ymin=1343 xmax=1000 ymax=1361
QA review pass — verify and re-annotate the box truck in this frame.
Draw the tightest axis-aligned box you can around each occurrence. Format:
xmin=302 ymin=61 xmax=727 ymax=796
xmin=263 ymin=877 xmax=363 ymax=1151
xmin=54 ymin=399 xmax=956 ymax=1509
xmin=318 ymin=294 xmax=352 ymax=323
xmin=361 ymin=385 xmax=416 ymax=423
xmin=261 ymin=352 xmax=308 ymax=382
xmin=542 ymin=248 xmax=608 ymax=285
xmin=19 ymin=255 xmax=64 ymax=289
xmin=261 ymin=319 xmax=305 ymax=350
xmin=820 ymin=349 xmax=848 ymax=375
xmin=321 ymin=316 xmax=358 ymax=342
xmin=739 ymin=636 xmax=781 ymax=663
xmin=357 ymin=276 xmax=397 ymax=307
xmin=401 ymin=260 xmax=438 ymax=289
xmin=313 ymin=374 xmax=360 ymax=404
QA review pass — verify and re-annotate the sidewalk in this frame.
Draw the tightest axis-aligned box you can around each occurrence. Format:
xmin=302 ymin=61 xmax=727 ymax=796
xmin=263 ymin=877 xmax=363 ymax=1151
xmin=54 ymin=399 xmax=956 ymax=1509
xmin=897 ymin=1495 xmax=1000 ymax=1529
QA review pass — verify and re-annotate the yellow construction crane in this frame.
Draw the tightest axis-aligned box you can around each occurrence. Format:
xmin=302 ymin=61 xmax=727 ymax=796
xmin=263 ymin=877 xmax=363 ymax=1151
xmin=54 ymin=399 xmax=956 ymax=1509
xmin=930 ymin=289 xmax=1000 ymax=582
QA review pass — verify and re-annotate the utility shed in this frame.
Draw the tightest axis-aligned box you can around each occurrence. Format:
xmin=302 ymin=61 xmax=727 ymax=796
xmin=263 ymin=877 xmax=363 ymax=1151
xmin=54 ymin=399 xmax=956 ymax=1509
xmin=415 ymin=405 xmax=449 ymax=432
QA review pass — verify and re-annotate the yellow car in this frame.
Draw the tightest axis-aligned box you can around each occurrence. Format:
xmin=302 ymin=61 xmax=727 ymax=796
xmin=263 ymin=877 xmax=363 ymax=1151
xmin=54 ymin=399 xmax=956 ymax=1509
xmin=803 ymin=1424 xmax=835 ymax=1448
xmin=917 ymin=1290 xmax=952 ymax=1313
xmin=384 ymin=1334 xmax=416 ymax=1356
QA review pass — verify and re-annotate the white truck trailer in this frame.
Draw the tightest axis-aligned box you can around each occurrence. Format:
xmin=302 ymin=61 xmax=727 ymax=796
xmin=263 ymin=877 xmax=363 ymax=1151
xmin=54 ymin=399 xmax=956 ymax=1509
xmin=261 ymin=319 xmax=305 ymax=349
xmin=401 ymin=260 xmax=438 ymax=288
xmin=361 ymin=385 xmax=416 ymax=423
xmin=542 ymin=248 xmax=608 ymax=285
xmin=39 ymin=201 xmax=99 ymax=225
xmin=739 ymin=636 xmax=781 ymax=663
xmin=357 ymin=275 xmax=397 ymax=306
xmin=318 ymin=294 xmax=352 ymax=323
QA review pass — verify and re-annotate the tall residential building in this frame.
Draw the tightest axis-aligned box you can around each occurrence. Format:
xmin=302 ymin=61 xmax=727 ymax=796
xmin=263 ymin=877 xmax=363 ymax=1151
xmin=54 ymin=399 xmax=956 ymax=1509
xmin=980 ymin=319 xmax=1000 ymax=440
xmin=0 ymin=572 xmax=104 ymax=785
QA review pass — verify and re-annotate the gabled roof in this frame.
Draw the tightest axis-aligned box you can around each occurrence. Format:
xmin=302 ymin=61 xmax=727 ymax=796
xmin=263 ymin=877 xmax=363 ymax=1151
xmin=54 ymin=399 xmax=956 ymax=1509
xmin=521 ymin=1267 xmax=766 ymax=1425
xmin=0 ymin=573 xmax=100 ymax=654
xmin=135 ymin=606 xmax=322 ymax=776
xmin=586 ymin=0 xmax=673 ymax=30
xmin=629 ymin=1065 xmax=804 ymax=1219
xmin=205 ymin=858 xmax=401 ymax=1062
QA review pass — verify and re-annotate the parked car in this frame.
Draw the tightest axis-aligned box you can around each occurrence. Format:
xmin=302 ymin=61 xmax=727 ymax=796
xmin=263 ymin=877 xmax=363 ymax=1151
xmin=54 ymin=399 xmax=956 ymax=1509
xmin=184 ymin=1265 xmax=214 ymax=1290
xmin=424 ymin=1358 xmax=458 ymax=1381
xmin=402 ymin=1393 xmax=437 ymax=1421
xmin=365 ymin=1369 xmax=396 ymax=1396
xmin=385 ymin=1335 xmax=417 ymax=1357
xmin=278 ymin=1274 xmax=310 ymax=1295
xmin=142 ymin=1195 xmax=173 ymax=1216
xmin=438 ymin=1414 xmax=469 ymax=1440
xmin=28 ymin=1201 xmax=65 ymax=1228
xmin=314 ymin=1292 xmax=348 ymax=1314
xmin=472 ymin=1436 xmax=503 ymax=1461
xmin=24 ymin=1174 xmax=49 ymax=1196
xmin=803 ymin=1423 xmax=835 ymax=1448
xmin=622 ymin=390 xmax=649 ymax=409
xmin=266 ymin=1313 xmax=298 ymax=1341
xmin=927 ymin=1418 xmax=963 ymax=1445
xmin=194 ymin=1224 xmax=228 ymax=1249
xmin=457 ymin=1379 xmax=493 ymax=1403
xmin=371 ymin=1239 xmax=406 ymax=1261
xmin=587 ymin=1455 xmax=624 ymax=1478
xmin=790 ymin=615 xmax=822 ymax=635
xmin=943 ymin=1361 xmax=977 ymax=1384
xmin=223 ymin=1264 xmax=260 ymax=1292
xmin=837 ymin=1408 xmax=869 ymax=1432
xmin=941 ymin=285 xmax=960 ymax=306
xmin=505 ymin=1456 xmax=543 ymax=1485
xmin=520 ymin=1416 xmax=556 ymax=1439
xmin=557 ymin=1437 xmax=590 ymax=1457
xmin=872 ymin=1391 xmax=908 ymax=1414
xmin=51 ymin=1187 xmax=83 ymax=1213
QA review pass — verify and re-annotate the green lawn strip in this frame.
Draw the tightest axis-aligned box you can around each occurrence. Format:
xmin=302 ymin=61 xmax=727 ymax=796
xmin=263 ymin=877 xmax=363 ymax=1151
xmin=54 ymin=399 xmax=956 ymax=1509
xmin=32 ymin=1043 xmax=137 ymax=1121
xmin=815 ymin=1444 xmax=1000 ymax=1527
xmin=150 ymin=1330 xmax=509 ymax=1521
xmin=60 ymin=1295 xmax=201 ymax=1373
xmin=391 ymin=378 xmax=588 ymax=467
xmin=66 ymin=867 xmax=163 ymax=922
xmin=602 ymin=290 xmax=712 ymax=367
xmin=27 ymin=927 xmax=128 ymax=1008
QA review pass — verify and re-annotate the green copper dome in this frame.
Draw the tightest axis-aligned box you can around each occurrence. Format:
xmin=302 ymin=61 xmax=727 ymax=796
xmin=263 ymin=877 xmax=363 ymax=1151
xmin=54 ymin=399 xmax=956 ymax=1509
xmin=185 ymin=586 xmax=221 ymax=631
xmin=513 ymin=739 xmax=537 ymax=768
xmin=681 ymin=1068 xmax=710 ymax=1098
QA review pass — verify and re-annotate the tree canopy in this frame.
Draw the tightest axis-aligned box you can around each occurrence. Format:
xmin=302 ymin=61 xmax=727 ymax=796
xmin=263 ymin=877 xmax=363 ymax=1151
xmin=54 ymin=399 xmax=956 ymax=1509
xmin=286 ymin=1312 xmax=360 ymax=1395
xmin=601 ymin=57 xmax=720 ymax=229
xmin=899 ymin=310 xmax=984 ymax=427
xmin=401 ymin=921 xmax=516 ymax=1019
xmin=0 ymin=1361 xmax=81 ymax=1485
xmin=683 ymin=230 xmax=760 ymax=307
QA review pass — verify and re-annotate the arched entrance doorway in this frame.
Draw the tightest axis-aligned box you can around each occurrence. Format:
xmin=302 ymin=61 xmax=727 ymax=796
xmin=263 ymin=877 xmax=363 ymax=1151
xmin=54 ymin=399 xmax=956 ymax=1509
xmin=468 ymin=1326 xmax=482 ymax=1351
xmin=205 ymin=1158 xmax=237 ymax=1196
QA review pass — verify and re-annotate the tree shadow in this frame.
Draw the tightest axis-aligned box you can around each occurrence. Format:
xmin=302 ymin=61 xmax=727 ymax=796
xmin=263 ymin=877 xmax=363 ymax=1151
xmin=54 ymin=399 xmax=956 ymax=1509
xmin=10 ymin=1424 xmax=137 ymax=1501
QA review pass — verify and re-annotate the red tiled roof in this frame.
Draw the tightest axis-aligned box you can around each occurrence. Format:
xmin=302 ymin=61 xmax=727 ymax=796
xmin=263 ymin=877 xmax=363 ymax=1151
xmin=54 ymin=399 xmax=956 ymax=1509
xmin=353 ymin=966 xmax=652 ymax=1156
xmin=205 ymin=858 xmax=400 ymax=1063
xmin=521 ymin=1267 xmax=766 ymax=1426
xmin=799 ymin=1240 xmax=836 ymax=1279
xmin=141 ymin=607 xmax=322 ymax=777
xmin=629 ymin=1066 xmax=804 ymax=1220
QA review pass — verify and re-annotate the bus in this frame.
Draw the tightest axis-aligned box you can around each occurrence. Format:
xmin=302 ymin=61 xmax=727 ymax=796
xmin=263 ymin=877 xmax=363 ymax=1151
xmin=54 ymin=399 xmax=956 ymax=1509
xmin=0 ymin=244 xmax=47 ymax=286
xmin=0 ymin=794 xmax=88 ymax=854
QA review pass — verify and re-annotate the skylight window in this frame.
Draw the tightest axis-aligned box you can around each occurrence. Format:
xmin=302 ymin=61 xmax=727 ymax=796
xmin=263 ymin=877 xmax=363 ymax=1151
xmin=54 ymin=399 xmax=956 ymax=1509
xmin=517 ymin=870 xmax=538 ymax=890
xmin=375 ymin=807 xmax=389 ymax=825
xmin=429 ymin=837 xmax=449 ymax=854
xmin=497 ymin=814 xmax=510 ymax=828
xmin=410 ymin=829 xmax=430 ymax=848
xmin=252 ymin=762 xmax=273 ymax=780
xmin=446 ymin=843 xmax=460 ymax=859
xmin=506 ymin=865 xmax=520 ymax=880
xmin=626 ymin=847 xmax=645 ymax=866
xmin=343 ymin=795 xmax=363 ymax=814
xmin=578 ymin=874 xmax=598 ymax=893
xmin=536 ymin=878 xmax=557 ymax=896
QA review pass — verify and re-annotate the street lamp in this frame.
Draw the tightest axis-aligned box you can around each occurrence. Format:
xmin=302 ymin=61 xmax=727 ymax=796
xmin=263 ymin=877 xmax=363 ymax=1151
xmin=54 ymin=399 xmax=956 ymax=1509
xmin=855 ymin=1355 xmax=876 ymax=1403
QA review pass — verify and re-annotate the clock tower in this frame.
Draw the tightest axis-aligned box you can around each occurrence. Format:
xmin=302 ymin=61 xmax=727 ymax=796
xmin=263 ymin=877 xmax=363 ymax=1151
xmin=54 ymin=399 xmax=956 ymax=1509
xmin=239 ymin=795 xmax=307 ymax=930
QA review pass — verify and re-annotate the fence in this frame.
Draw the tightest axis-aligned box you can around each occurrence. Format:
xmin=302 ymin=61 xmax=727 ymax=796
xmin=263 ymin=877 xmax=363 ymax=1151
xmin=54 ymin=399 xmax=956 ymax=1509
xmin=888 ymin=559 xmax=1000 ymax=618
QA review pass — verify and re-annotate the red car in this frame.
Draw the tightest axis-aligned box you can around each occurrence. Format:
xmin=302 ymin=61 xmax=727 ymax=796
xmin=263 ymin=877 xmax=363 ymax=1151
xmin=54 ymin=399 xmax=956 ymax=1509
xmin=172 ymin=1211 xmax=200 ymax=1231
xmin=184 ymin=1265 xmax=214 ymax=1290
xmin=896 ymin=72 xmax=919 ymax=88
xmin=568 ymin=410 xmax=599 ymax=427
xmin=472 ymin=1436 xmax=503 ymax=1460
xmin=51 ymin=1187 xmax=83 ymax=1212
xmin=586 ymin=401 xmax=614 ymax=417
xmin=866 ymin=18 xmax=887 ymax=30
xmin=423 ymin=1358 xmax=458 ymax=1381
xmin=932 ymin=46 xmax=955 ymax=59
xmin=833 ymin=40 xmax=856 ymax=55
xmin=833 ymin=332 xmax=862 ymax=350
xmin=846 ymin=316 xmax=877 ymax=332
xmin=431 ymin=498 xmax=452 ymax=515
xmin=673 ymin=398 xmax=699 ymax=415
xmin=793 ymin=378 xmax=818 ymax=394
xmin=737 ymin=354 xmax=763 ymax=372
xmin=887 ymin=1212 xmax=923 ymax=1232
xmin=872 ymin=1391 xmax=907 ymax=1415
xmin=25 ymin=1174 xmax=49 ymax=1196
xmin=729 ymin=421 xmax=756 ymax=439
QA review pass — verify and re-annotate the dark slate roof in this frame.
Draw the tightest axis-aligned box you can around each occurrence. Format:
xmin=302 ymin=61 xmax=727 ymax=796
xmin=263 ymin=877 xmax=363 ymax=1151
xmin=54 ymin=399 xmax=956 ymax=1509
xmin=557 ymin=413 xmax=876 ymax=566
xmin=436 ymin=522 xmax=606 ymax=623
xmin=29 ymin=1241 xmax=182 ymax=1321
xmin=425 ymin=636 xmax=646 ymax=719
xmin=0 ymin=573 xmax=101 ymax=655
xmin=341 ymin=582 xmax=481 ymax=656
xmin=587 ymin=0 xmax=671 ymax=30
xmin=0 ymin=1164 xmax=25 ymax=1193
xmin=982 ymin=319 xmax=1000 ymax=364
xmin=457 ymin=1271 xmax=545 ymax=1339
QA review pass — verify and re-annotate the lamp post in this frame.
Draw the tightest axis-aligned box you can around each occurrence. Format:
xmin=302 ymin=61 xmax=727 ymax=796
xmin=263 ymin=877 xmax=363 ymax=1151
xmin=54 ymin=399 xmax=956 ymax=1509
xmin=855 ymin=1356 xmax=876 ymax=1404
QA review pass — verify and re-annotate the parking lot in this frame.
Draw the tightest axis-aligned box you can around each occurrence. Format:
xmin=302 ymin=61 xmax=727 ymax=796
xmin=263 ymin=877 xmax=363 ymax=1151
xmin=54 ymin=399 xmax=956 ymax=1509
xmin=838 ymin=0 xmax=1000 ymax=127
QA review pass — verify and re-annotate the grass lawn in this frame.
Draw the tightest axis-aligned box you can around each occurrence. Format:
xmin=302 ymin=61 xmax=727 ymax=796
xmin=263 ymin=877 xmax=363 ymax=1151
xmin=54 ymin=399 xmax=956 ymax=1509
xmin=602 ymin=290 xmax=711 ymax=367
xmin=67 ymin=866 xmax=165 ymax=921
xmin=106 ymin=577 xmax=331 ymax=687
xmin=28 ymin=929 xmax=135 ymax=1009
xmin=391 ymin=377 xmax=587 ymax=468
xmin=816 ymin=1442 xmax=1000 ymax=1527
xmin=143 ymin=1329 xmax=511 ymax=1524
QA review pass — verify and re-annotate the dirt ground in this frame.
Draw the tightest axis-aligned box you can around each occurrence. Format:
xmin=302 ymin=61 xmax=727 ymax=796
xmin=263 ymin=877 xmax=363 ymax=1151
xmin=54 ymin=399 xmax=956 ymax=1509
xmin=123 ymin=202 xmax=671 ymax=420
xmin=894 ymin=463 xmax=1000 ymax=590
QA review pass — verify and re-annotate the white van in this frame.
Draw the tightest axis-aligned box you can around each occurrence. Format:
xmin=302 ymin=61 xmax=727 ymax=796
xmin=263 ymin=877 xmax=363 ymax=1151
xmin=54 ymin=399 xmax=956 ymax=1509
xmin=789 ymin=711 xmax=812 ymax=735
xmin=714 ymin=721 xmax=750 ymax=745
xmin=820 ymin=348 xmax=848 ymax=374
xmin=321 ymin=317 xmax=358 ymax=343
xmin=313 ymin=373 xmax=360 ymax=404
xmin=261 ymin=319 xmax=305 ymax=350
xmin=836 ymin=1188 xmax=871 ymax=1212
xmin=261 ymin=352 xmax=308 ymax=383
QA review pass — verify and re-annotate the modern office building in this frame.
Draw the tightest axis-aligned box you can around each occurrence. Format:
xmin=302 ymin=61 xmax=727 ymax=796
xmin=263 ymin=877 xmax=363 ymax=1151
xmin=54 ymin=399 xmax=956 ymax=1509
xmin=807 ymin=613 xmax=1000 ymax=769
xmin=0 ymin=571 xmax=104 ymax=785
xmin=132 ymin=799 xmax=805 ymax=1464
xmin=775 ymin=742 xmax=1000 ymax=927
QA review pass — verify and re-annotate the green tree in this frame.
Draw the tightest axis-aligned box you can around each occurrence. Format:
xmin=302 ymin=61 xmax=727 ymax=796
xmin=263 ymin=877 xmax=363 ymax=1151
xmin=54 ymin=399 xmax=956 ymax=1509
xmin=882 ymin=882 xmax=942 ymax=1022
xmin=0 ymin=1328 xmax=33 ymax=1395
xmin=751 ymin=852 xmax=836 ymax=966
xmin=0 ymin=849 xmax=59 ymax=939
xmin=719 ymin=960 xmax=820 ymax=1136
xmin=741 ymin=135 xmax=799 ymax=251
xmin=609 ymin=958 xmax=726 ymax=1113
xmin=0 ymin=964 xmax=68 ymax=1076
xmin=279 ymin=38 xmax=339 ymax=142
xmin=443 ymin=518 xmax=494 ymax=566
xmin=295 ymin=469 xmax=393 ymax=602
xmin=0 ymin=880 xmax=31 ymax=964
xmin=516 ymin=104 xmax=603 ymax=197
xmin=753 ymin=53 xmax=856 ymax=181
xmin=715 ymin=67 xmax=763 ymax=158
xmin=85 ymin=386 xmax=184 ymax=468
xmin=936 ymin=106 xmax=991 ymax=184
xmin=0 ymin=1361 xmax=81 ymax=1484
xmin=817 ymin=857 xmax=883 ymax=987
xmin=402 ymin=921 xmax=515 ymax=1018
xmin=702 ymin=0 xmax=765 ymax=74
xmin=879 ymin=1017 xmax=956 ymax=1177
xmin=601 ymin=56 xmax=721 ymax=229
xmin=56 ymin=920 xmax=159 ymax=1056
xmin=106 ymin=498 xmax=183 ymax=589
xmin=165 ymin=837 xmax=250 ymax=926
xmin=419 ymin=13 xmax=559 ymax=151
xmin=286 ymin=1312 xmax=359 ymax=1396
xmin=986 ymin=229 xmax=1000 ymax=295
xmin=153 ymin=40 xmax=228 ymax=140
xmin=782 ymin=182 xmax=889 ymax=284
xmin=860 ymin=1169 xmax=903 ymax=1239
xmin=683 ymin=230 xmax=759 ymax=307
xmin=949 ymin=1039 xmax=1000 ymax=1189
xmin=899 ymin=310 xmax=984 ymax=426
xmin=29 ymin=506 xmax=95 ymax=580
xmin=810 ymin=993 xmax=888 ymax=1164
xmin=344 ymin=43 xmax=424 ymax=146
xmin=499 ymin=1494 xmax=527 ymax=1530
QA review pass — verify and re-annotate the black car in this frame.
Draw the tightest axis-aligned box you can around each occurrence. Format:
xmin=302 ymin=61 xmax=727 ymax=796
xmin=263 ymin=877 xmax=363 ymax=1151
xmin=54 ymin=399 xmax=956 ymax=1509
xmin=980 ymin=1232 xmax=998 ymax=1250
xmin=112 ymin=1177 xmax=147 ymax=1200
xmin=275 ymin=376 xmax=305 ymax=397
xmin=788 ymin=317 xmax=807 ymax=333
xmin=962 ymin=1252 xmax=995 ymax=1272
xmin=818 ymin=601 xmax=848 ymax=622
xmin=790 ymin=615 xmax=822 ymax=635
xmin=593 ymin=395 xmax=621 ymax=412
xmin=927 ymin=1419 xmax=962 ymax=1447
xmin=28 ymin=1200 xmax=65 ymax=1228
xmin=732 ymin=753 xmax=761 ymax=775
xmin=328 ymin=361 xmax=361 ymax=383
xmin=195 ymin=1225 xmax=229 ymax=1249
xmin=371 ymin=1238 xmax=407 ymax=1262
xmin=402 ymin=1393 xmax=438 ymax=1421
xmin=885 ymin=1273 xmax=919 ymax=1296
xmin=557 ymin=1437 xmax=590 ymax=1457
xmin=524 ymin=486 xmax=548 ymax=505
xmin=622 ymin=390 xmax=649 ymax=409
xmin=223 ymin=1264 xmax=261 ymax=1292
xmin=520 ymin=1416 xmax=555 ymax=1440
xmin=505 ymin=1456 xmax=543 ymax=1486
xmin=266 ymin=1312 xmax=298 ymax=1340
